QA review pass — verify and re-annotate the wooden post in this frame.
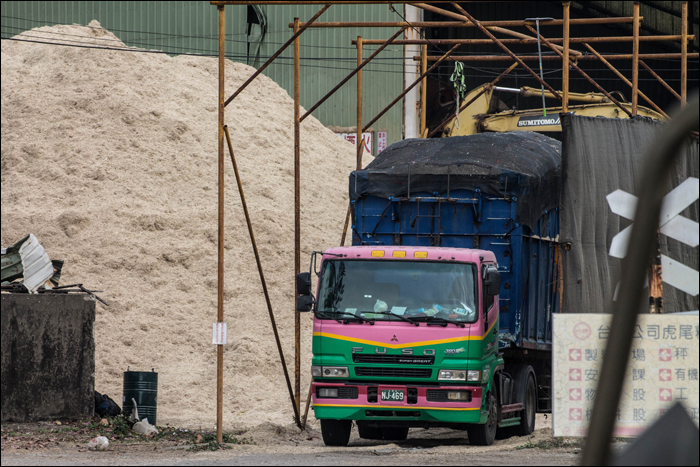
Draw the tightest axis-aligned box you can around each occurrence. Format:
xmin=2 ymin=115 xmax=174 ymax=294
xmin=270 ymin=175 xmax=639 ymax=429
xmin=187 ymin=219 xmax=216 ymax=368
xmin=421 ymin=43 xmax=428 ymax=137
xmin=632 ymin=2 xmax=639 ymax=115
xmin=681 ymin=1 xmax=688 ymax=108
xmin=216 ymin=4 xmax=225 ymax=445
xmin=563 ymin=2 xmax=570 ymax=113
xmin=293 ymin=17 xmax=301 ymax=418
xmin=357 ymin=36 xmax=363 ymax=169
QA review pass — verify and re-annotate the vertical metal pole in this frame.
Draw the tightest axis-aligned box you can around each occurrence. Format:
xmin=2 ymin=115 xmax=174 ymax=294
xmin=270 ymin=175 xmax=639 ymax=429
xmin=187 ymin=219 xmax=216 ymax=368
xmin=356 ymin=36 xmax=363 ymax=170
xmin=562 ymin=2 xmax=570 ymax=113
xmin=681 ymin=1 xmax=688 ymax=108
xmin=216 ymin=4 xmax=225 ymax=445
xmin=632 ymin=2 xmax=640 ymax=115
xmin=421 ymin=43 xmax=428 ymax=137
xmin=535 ymin=19 xmax=547 ymax=116
xmin=293 ymin=17 xmax=301 ymax=419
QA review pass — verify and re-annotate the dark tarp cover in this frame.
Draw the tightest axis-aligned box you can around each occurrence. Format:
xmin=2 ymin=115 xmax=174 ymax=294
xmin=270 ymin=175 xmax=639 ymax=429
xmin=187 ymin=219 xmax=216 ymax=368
xmin=349 ymin=131 xmax=561 ymax=228
xmin=560 ymin=114 xmax=699 ymax=314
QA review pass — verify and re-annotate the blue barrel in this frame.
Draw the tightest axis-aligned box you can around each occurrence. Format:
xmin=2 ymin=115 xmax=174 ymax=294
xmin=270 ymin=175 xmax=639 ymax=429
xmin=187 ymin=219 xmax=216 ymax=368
xmin=123 ymin=369 xmax=158 ymax=425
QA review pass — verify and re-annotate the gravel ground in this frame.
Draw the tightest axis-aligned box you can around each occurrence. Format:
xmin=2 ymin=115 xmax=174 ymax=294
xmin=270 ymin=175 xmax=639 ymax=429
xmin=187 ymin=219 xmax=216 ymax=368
xmin=1 ymin=415 xmax=592 ymax=466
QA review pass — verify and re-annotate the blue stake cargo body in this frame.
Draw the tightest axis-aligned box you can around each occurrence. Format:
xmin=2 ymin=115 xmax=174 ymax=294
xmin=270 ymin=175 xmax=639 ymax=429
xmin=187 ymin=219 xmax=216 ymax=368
xmin=123 ymin=370 xmax=158 ymax=425
xmin=349 ymin=132 xmax=562 ymax=350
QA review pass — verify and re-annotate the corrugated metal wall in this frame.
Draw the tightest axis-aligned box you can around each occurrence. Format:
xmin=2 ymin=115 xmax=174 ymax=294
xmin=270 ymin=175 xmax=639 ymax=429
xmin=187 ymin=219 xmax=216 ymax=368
xmin=1 ymin=1 xmax=406 ymax=150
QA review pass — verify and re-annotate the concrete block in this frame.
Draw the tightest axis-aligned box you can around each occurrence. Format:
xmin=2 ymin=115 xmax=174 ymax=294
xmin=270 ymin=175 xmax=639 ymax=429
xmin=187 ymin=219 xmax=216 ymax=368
xmin=1 ymin=294 xmax=95 ymax=422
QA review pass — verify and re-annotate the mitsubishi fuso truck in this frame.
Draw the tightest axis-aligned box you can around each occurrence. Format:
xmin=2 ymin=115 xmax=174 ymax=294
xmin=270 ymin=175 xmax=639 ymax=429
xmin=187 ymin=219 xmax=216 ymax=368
xmin=296 ymin=131 xmax=561 ymax=446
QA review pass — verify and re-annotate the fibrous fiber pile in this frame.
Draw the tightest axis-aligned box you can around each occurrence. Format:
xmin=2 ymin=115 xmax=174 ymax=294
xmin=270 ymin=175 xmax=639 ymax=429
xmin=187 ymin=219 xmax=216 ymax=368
xmin=1 ymin=21 xmax=370 ymax=428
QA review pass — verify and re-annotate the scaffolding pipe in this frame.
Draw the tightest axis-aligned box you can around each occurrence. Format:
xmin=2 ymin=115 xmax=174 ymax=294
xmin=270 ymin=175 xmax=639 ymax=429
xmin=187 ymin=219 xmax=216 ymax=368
xmin=300 ymin=27 xmax=407 ymax=122
xmin=450 ymin=3 xmax=562 ymax=101
xmin=363 ymin=42 xmax=461 ymax=132
xmin=293 ymin=17 xmax=301 ymax=418
xmin=353 ymin=35 xmax=694 ymax=45
xmin=633 ymin=2 xmax=640 ymax=115
xmin=583 ymin=44 xmax=669 ymax=118
xmin=357 ymin=36 xmax=363 ymax=169
xmin=411 ymin=2 xmax=581 ymax=56
xmin=223 ymin=126 xmax=301 ymax=428
xmin=524 ymin=25 xmax=632 ymax=117
xmin=419 ymin=52 xmax=699 ymax=61
xmin=216 ymin=4 xmax=225 ymax=446
xmin=682 ymin=1 xmax=688 ymax=107
xmin=224 ymin=4 xmax=330 ymax=106
xmin=421 ymin=43 xmax=428 ymax=137
xmin=290 ymin=17 xmax=638 ymax=28
xmin=640 ymin=60 xmax=682 ymax=101
xmin=563 ymin=1 xmax=570 ymax=113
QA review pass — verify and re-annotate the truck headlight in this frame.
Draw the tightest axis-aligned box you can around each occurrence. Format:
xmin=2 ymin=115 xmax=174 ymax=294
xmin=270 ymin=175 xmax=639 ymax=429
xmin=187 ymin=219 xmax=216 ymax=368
xmin=467 ymin=370 xmax=481 ymax=382
xmin=438 ymin=369 xmax=466 ymax=381
xmin=312 ymin=366 xmax=349 ymax=378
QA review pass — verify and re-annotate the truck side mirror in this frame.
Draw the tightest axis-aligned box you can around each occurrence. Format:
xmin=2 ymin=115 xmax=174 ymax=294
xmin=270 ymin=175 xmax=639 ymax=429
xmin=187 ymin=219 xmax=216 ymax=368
xmin=296 ymin=272 xmax=312 ymax=296
xmin=296 ymin=294 xmax=314 ymax=312
xmin=484 ymin=267 xmax=500 ymax=296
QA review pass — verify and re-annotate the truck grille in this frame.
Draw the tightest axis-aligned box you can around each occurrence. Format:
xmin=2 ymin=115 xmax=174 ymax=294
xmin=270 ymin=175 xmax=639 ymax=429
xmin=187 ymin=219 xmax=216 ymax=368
xmin=355 ymin=368 xmax=432 ymax=378
xmin=426 ymin=389 xmax=472 ymax=402
xmin=353 ymin=355 xmax=434 ymax=365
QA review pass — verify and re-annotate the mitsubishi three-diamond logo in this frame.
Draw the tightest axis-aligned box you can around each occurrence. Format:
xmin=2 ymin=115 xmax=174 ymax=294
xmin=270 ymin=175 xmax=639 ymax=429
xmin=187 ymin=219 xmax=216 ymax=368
xmin=606 ymin=177 xmax=699 ymax=296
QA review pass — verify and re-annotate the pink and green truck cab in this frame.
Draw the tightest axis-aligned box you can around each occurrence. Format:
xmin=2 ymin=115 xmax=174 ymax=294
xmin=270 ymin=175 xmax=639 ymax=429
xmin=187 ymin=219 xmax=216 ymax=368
xmin=297 ymin=133 xmax=561 ymax=446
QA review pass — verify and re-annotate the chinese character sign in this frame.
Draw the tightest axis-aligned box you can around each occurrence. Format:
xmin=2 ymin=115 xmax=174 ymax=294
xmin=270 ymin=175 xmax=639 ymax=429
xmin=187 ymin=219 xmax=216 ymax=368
xmin=336 ymin=132 xmax=374 ymax=156
xmin=553 ymin=314 xmax=699 ymax=437
xmin=377 ymin=131 xmax=388 ymax=153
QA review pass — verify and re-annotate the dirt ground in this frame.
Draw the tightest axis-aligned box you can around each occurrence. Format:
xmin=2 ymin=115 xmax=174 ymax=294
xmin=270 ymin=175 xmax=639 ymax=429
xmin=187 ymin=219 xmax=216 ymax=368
xmin=1 ymin=415 xmax=599 ymax=466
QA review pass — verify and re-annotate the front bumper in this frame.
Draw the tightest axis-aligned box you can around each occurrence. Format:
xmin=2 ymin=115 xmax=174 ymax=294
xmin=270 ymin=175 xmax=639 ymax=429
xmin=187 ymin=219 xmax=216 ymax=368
xmin=311 ymin=382 xmax=485 ymax=424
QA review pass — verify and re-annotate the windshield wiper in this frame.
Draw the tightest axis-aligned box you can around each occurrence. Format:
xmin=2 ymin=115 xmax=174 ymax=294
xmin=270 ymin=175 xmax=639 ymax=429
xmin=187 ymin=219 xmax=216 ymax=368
xmin=316 ymin=311 xmax=374 ymax=325
xmin=411 ymin=316 xmax=465 ymax=328
xmin=366 ymin=311 xmax=420 ymax=326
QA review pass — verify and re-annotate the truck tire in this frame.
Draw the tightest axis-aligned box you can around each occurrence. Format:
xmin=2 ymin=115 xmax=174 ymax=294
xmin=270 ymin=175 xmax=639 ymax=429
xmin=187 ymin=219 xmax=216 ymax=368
xmin=466 ymin=393 xmax=497 ymax=446
xmin=382 ymin=426 xmax=409 ymax=441
xmin=357 ymin=422 xmax=383 ymax=440
xmin=320 ymin=419 xmax=352 ymax=446
xmin=511 ymin=366 xmax=537 ymax=437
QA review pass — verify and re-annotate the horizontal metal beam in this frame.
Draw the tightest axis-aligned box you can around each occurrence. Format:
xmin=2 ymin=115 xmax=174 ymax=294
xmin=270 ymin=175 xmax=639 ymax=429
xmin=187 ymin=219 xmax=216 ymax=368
xmin=417 ymin=53 xmax=700 ymax=61
xmin=214 ymin=1 xmax=511 ymax=3
xmin=355 ymin=34 xmax=695 ymax=45
xmin=290 ymin=17 xmax=638 ymax=28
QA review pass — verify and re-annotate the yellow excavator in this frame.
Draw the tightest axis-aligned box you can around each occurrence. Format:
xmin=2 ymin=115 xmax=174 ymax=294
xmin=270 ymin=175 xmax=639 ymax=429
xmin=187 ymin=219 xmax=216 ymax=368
xmin=439 ymin=84 xmax=667 ymax=137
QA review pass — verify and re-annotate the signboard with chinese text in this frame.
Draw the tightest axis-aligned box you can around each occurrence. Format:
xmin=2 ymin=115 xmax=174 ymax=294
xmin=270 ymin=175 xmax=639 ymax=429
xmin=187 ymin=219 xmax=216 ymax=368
xmin=377 ymin=131 xmax=388 ymax=153
xmin=553 ymin=313 xmax=699 ymax=437
xmin=336 ymin=132 xmax=373 ymax=156
xmin=212 ymin=322 xmax=227 ymax=345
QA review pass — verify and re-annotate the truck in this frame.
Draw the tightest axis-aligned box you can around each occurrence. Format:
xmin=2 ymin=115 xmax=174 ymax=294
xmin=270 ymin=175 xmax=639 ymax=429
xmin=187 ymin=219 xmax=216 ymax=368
xmin=296 ymin=131 xmax=562 ymax=446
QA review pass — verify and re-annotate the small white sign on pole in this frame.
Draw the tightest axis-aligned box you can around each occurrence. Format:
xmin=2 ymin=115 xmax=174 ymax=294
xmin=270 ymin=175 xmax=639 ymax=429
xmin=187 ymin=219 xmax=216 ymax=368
xmin=212 ymin=322 xmax=227 ymax=345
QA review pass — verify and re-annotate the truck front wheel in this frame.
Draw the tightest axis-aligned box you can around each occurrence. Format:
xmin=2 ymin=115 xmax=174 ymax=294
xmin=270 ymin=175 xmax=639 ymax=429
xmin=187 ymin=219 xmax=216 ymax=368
xmin=320 ymin=419 xmax=352 ymax=446
xmin=466 ymin=393 xmax=497 ymax=446
xmin=512 ymin=368 xmax=537 ymax=437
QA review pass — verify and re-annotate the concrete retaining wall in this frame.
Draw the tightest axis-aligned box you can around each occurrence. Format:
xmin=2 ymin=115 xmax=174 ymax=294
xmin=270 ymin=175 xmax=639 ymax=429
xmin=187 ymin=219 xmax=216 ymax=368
xmin=1 ymin=294 xmax=95 ymax=422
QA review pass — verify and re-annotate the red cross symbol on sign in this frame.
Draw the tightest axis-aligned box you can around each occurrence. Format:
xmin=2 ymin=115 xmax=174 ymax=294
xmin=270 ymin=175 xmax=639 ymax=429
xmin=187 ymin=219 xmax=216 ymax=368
xmin=659 ymin=388 xmax=673 ymax=402
xmin=569 ymin=388 xmax=582 ymax=401
xmin=659 ymin=369 xmax=672 ymax=381
xmin=569 ymin=369 xmax=582 ymax=381
xmin=569 ymin=349 xmax=582 ymax=361
xmin=659 ymin=349 xmax=672 ymax=361
xmin=570 ymin=408 xmax=583 ymax=421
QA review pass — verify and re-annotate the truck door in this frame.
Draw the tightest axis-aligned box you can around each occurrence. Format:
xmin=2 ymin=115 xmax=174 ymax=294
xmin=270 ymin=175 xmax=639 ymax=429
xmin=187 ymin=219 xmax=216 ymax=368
xmin=482 ymin=264 xmax=499 ymax=360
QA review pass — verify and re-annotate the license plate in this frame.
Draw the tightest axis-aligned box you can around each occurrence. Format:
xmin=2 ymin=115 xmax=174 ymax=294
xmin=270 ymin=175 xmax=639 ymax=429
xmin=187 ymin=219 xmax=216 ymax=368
xmin=381 ymin=389 xmax=404 ymax=402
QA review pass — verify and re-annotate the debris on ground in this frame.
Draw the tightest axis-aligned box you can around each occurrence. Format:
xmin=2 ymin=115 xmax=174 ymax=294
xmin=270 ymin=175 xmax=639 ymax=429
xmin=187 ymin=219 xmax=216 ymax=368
xmin=87 ymin=436 xmax=109 ymax=451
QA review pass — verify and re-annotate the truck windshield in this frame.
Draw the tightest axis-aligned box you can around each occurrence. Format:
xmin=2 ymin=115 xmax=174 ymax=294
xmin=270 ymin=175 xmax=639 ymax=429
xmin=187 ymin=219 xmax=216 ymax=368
xmin=317 ymin=260 xmax=478 ymax=323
